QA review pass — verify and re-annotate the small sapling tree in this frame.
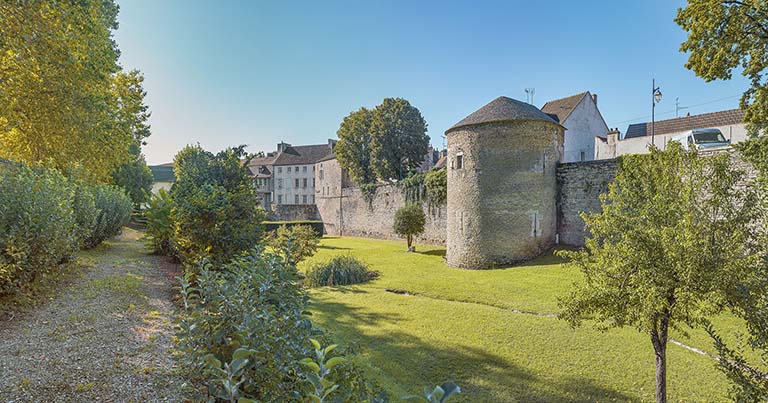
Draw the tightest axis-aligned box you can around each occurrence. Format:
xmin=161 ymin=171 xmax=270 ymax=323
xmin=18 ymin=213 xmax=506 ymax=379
xmin=393 ymin=204 xmax=426 ymax=252
xmin=558 ymin=143 xmax=760 ymax=403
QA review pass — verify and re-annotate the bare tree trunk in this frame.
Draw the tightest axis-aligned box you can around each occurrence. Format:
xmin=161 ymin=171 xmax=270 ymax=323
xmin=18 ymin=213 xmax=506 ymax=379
xmin=650 ymin=311 xmax=670 ymax=403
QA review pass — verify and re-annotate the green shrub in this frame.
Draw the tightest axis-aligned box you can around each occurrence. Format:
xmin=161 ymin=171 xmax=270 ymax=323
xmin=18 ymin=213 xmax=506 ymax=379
xmin=177 ymin=248 xmax=311 ymax=402
xmin=176 ymin=248 xmax=384 ymax=403
xmin=0 ymin=164 xmax=79 ymax=292
xmin=393 ymin=204 xmax=426 ymax=251
xmin=71 ymin=180 xmax=98 ymax=248
xmin=266 ymin=224 xmax=320 ymax=265
xmin=171 ymin=145 xmax=266 ymax=268
xmin=82 ymin=184 xmax=132 ymax=249
xmin=305 ymin=255 xmax=373 ymax=287
xmin=144 ymin=188 xmax=175 ymax=256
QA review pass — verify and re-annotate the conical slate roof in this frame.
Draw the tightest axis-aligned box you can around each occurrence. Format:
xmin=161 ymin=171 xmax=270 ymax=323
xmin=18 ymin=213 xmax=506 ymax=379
xmin=446 ymin=96 xmax=561 ymax=133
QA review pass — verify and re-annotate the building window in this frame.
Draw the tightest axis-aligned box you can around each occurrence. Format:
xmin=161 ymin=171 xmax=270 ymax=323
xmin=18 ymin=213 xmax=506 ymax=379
xmin=580 ymin=151 xmax=586 ymax=162
xmin=455 ymin=153 xmax=464 ymax=169
xmin=303 ymin=178 xmax=307 ymax=188
xmin=277 ymin=195 xmax=282 ymax=204
xmin=277 ymin=167 xmax=282 ymax=173
xmin=312 ymin=166 xmax=315 ymax=172
xmin=302 ymin=195 xmax=307 ymax=204
xmin=295 ymin=194 xmax=299 ymax=204
xmin=319 ymin=169 xmax=324 ymax=180
xmin=288 ymin=167 xmax=291 ymax=173
xmin=295 ymin=166 xmax=299 ymax=172
xmin=277 ymin=178 xmax=283 ymax=189
xmin=303 ymin=166 xmax=307 ymax=173
xmin=295 ymin=178 xmax=300 ymax=188
xmin=309 ymin=195 xmax=314 ymax=204
xmin=312 ymin=178 xmax=315 ymax=187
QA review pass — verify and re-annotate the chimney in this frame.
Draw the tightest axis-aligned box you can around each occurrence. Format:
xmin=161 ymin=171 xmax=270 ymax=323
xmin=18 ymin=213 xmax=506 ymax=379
xmin=591 ymin=93 xmax=597 ymax=105
xmin=328 ymin=139 xmax=337 ymax=149
xmin=606 ymin=128 xmax=620 ymax=144
xmin=686 ymin=112 xmax=691 ymax=117
xmin=277 ymin=142 xmax=291 ymax=153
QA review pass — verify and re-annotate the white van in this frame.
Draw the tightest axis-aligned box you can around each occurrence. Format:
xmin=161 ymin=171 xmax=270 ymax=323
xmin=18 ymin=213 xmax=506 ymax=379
xmin=669 ymin=128 xmax=731 ymax=151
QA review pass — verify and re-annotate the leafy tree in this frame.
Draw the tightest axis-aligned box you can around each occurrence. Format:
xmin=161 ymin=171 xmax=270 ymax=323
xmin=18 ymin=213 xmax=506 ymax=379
xmin=370 ymin=98 xmax=429 ymax=180
xmin=676 ymin=1 xmax=768 ymax=133
xmin=0 ymin=0 xmax=134 ymax=181
xmin=266 ymin=224 xmax=320 ymax=266
xmin=335 ymin=107 xmax=376 ymax=186
xmin=705 ymin=137 xmax=768 ymax=403
xmin=112 ymin=156 xmax=153 ymax=207
xmin=393 ymin=204 xmax=426 ymax=252
xmin=110 ymin=70 xmax=154 ymax=205
xmin=171 ymin=145 xmax=266 ymax=268
xmin=558 ymin=144 xmax=760 ymax=403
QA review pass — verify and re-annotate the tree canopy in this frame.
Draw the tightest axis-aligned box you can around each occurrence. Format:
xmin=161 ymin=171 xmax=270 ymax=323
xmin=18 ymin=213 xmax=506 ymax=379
xmin=334 ymin=107 xmax=376 ymax=186
xmin=0 ymin=0 xmax=148 ymax=182
xmin=558 ymin=143 xmax=761 ymax=403
xmin=676 ymin=1 xmax=768 ymax=132
xmin=706 ymin=137 xmax=768 ymax=402
xmin=370 ymin=98 xmax=429 ymax=181
xmin=393 ymin=204 xmax=426 ymax=251
xmin=335 ymin=98 xmax=429 ymax=185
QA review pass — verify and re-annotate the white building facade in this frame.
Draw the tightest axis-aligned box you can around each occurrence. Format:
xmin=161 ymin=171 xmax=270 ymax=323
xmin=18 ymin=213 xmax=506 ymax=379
xmin=541 ymin=91 xmax=609 ymax=162
xmin=269 ymin=141 xmax=335 ymax=206
xmin=595 ymin=109 xmax=748 ymax=159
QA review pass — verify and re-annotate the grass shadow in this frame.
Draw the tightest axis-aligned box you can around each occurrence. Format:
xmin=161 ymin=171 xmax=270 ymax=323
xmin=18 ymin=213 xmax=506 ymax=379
xmin=415 ymin=249 xmax=446 ymax=257
xmin=318 ymin=245 xmax=352 ymax=251
xmin=310 ymin=294 xmax=638 ymax=403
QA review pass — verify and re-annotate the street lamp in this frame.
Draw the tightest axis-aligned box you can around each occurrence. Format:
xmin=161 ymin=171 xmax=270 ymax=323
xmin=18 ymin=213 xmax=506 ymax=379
xmin=651 ymin=79 xmax=662 ymax=146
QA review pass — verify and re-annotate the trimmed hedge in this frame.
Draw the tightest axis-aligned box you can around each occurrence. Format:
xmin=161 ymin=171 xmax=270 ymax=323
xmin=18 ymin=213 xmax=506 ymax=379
xmin=264 ymin=221 xmax=324 ymax=236
xmin=0 ymin=162 xmax=132 ymax=293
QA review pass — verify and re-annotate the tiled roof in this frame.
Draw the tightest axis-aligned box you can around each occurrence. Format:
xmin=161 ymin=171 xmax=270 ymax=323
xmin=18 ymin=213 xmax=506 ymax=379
xmin=541 ymin=92 xmax=589 ymax=123
xmin=625 ymin=109 xmax=745 ymax=138
xmin=149 ymin=164 xmax=175 ymax=183
xmin=446 ymin=96 xmax=561 ymax=133
xmin=247 ymin=164 xmax=272 ymax=178
xmin=272 ymin=144 xmax=334 ymax=166
xmin=433 ymin=156 xmax=447 ymax=170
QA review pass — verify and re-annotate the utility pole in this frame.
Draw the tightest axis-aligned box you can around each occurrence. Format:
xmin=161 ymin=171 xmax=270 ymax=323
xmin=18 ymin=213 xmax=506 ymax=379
xmin=675 ymin=97 xmax=688 ymax=118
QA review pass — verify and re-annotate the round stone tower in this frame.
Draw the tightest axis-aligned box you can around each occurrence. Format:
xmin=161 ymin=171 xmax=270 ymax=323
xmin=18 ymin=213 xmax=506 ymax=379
xmin=445 ymin=96 xmax=564 ymax=269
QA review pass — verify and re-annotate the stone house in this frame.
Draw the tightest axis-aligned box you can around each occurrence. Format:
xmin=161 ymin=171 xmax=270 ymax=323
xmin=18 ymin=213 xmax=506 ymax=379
xmin=595 ymin=109 xmax=747 ymax=159
xmin=270 ymin=140 xmax=336 ymax=206
xmin=541 ymin=91 xmax=608 ymax=162
xmin=247 ymin=154 xmax=276 ymax=210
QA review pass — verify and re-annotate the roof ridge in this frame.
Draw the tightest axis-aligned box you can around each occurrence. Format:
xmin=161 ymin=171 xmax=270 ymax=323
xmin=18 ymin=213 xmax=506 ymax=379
xmin=541 ymin=91 xmax=589 ymax=107
xmin=631 ymin=108 xmax=743 ymax=126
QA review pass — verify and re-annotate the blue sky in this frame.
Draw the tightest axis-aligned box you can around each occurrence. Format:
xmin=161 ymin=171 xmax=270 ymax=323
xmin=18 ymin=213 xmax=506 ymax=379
xmin=115 ymin=0 xmax=750 ymax=164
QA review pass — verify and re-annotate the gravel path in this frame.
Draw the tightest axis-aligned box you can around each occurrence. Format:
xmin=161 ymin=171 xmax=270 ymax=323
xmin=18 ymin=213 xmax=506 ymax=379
xmin=0 ymin=229 xmax=184 ymax=402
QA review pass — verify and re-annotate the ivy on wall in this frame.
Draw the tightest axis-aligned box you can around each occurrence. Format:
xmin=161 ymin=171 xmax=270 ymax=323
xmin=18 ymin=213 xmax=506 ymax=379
xmin=398 ymin=169 xmax=447 ymax=209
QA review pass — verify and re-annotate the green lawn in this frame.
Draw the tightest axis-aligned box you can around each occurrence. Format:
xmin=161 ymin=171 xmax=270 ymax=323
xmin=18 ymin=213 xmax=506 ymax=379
xmin=300 ymin=236 xmax=746 ymax=403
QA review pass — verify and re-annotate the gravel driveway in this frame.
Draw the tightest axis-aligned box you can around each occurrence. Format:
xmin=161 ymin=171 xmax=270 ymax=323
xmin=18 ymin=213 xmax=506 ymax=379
xmin=0 ymin=229 xmax=184 ymax=402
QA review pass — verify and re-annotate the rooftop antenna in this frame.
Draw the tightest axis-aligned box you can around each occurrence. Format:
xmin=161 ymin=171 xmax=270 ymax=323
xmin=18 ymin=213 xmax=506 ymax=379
xmin=525 ymin=88 xmax=535 ymax=105
xmin=675 ymin=97 xmax=689 ymax=118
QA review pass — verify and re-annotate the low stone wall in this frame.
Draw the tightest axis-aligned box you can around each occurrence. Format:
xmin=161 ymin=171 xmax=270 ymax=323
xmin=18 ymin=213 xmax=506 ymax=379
xmin=269 ymin=204 xmax=320 ymax=221
xmin=556 ymin=158 xmax=621 ymax=246
xmin=317 ymin=184 xmax=447 ymax=245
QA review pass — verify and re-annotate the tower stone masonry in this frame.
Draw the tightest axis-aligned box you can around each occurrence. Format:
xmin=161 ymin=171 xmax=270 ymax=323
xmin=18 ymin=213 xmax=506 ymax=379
xmin=445 ymin=97 xmax=564 ymax=269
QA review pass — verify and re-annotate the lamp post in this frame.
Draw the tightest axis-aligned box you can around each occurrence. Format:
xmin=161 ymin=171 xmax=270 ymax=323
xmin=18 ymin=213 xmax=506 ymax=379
xmin=651 ymin=79 xmax=663 ymax=146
